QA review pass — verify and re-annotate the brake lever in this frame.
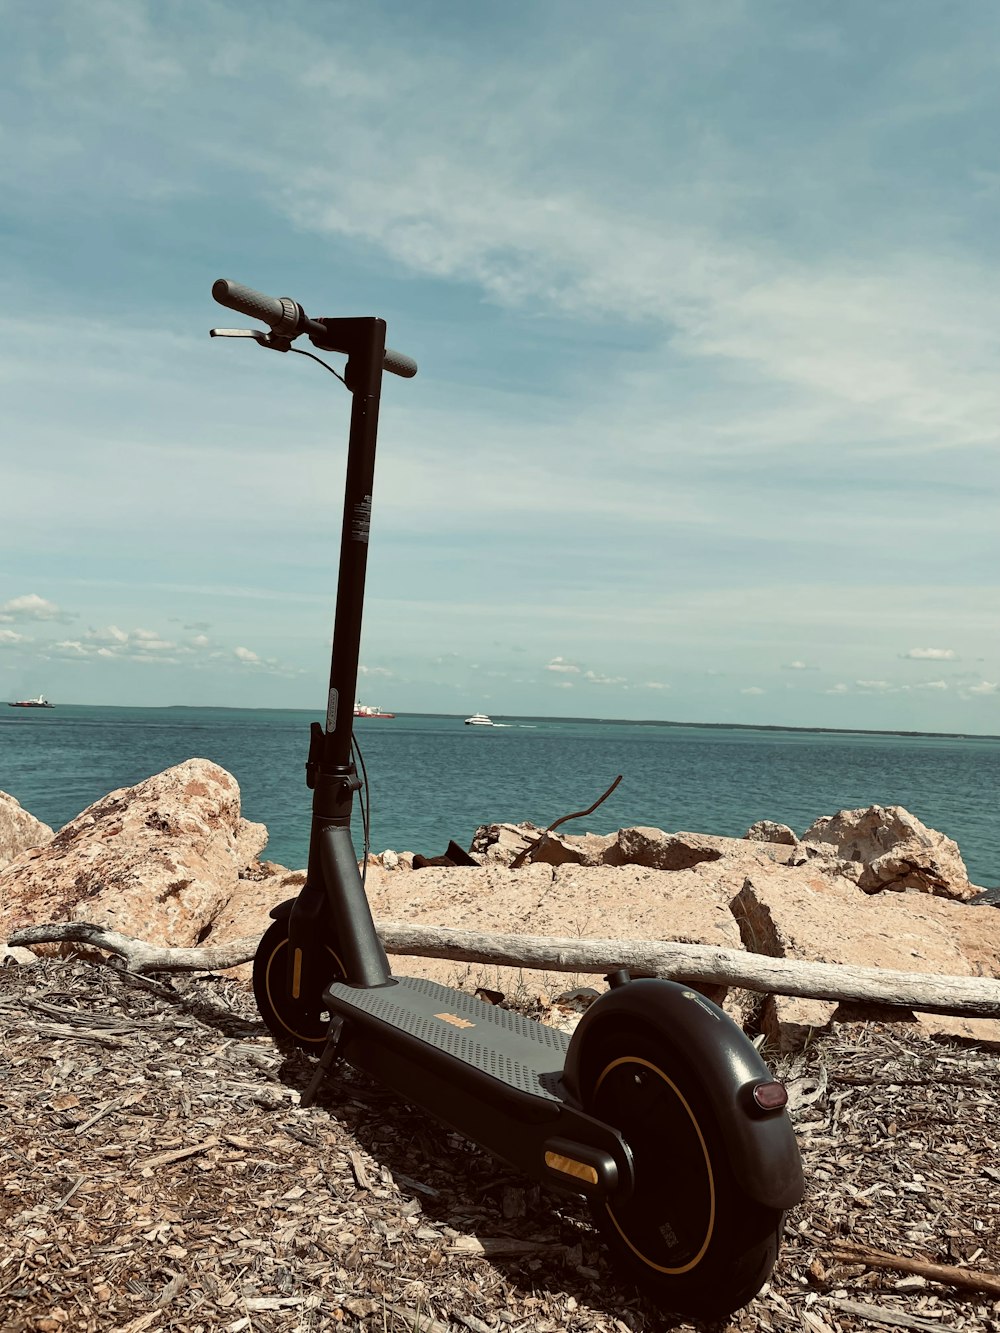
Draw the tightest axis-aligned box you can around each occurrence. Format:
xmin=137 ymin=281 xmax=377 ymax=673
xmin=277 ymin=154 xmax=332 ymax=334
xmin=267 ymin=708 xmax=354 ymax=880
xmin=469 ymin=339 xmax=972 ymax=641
xmin=209 ymin=328 xmax=292 ymax=352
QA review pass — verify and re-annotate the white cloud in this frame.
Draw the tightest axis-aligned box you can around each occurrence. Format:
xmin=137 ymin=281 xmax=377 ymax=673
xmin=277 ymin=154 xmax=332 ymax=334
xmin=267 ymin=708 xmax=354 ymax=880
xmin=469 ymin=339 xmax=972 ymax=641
xmin=966 ymin=681 xmax=998 ymax=695
xmin=0 ymin=629 xmax=28 ymax=645
xmin=784 ymin=660 xmax=815 ymax=671
xmin=856 ymin=680 xmax=893 ymax=692
xmin=0 ymin=593 xmax=67 ymax=622
xmin=912 ymin=679 xmax=948 ymax=691
xmin=234 ymin=646 xmax=260 ymax=663
xmin=740 ymin=686 xmax=765 ymax=695
xmin=51 ymin=639 xmax=88 ymax=657
xmin=902 ymin=647 xmax=956 ymax=660
xmin=584 ymin=670 xmax=626 ymax=686
xmin=359 ymin=664 xmax=393 ymax=677
xmin=546 ymin=657 xmax=581 ymax=674
xmin=826 ymin=683 xmax=849 ymax=695
xmin=642 ymin=680 xmax=670 ymax=689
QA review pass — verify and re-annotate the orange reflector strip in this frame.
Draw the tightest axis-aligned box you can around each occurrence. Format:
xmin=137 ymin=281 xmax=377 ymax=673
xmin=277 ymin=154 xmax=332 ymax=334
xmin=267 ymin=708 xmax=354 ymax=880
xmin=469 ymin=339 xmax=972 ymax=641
xmin=544 ymin=1151 xmax=599 ymax=1185
xmin=291 ymin=948 xmax=303 ymax=1000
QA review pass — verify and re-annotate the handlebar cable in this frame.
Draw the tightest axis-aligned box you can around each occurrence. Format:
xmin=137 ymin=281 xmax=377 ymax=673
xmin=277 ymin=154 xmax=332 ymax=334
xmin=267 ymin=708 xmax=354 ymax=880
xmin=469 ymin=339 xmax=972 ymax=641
xmin=289 ymin=345 xmax=348 ymax=389
xmin=352 ymin=732 xmax=372 ymax=887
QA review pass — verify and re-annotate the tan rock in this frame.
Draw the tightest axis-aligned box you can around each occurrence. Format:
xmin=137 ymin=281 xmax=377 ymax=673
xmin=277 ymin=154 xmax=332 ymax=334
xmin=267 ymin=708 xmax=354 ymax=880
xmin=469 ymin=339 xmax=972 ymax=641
xmin=732 ymin=867 xmax=1000 ymax=1048
xmin=0 ymin=791 xmax=54 ymax=870
xmin=801 ymin=805 xmax=977 ymax=900
xmin=744 ymin=820 xmax=798 ymax=845
xmin=523 ymin=829 xmax=618 ymax=866
xmin=0 ymin=759 xmax=268 ymax=949
xmin=359 ymin=860 xmax=744 ymax=1008
xmin=469 ymin=822 xmax=542 ymax=865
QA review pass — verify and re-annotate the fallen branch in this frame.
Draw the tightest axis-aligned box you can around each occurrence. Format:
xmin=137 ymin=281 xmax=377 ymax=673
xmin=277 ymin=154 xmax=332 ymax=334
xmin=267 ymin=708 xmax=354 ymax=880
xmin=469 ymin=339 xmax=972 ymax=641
xmin=9 ymin=919 xmax=1000 ymax=1018
xmin=8 ymin=921 xmax=256 ymax=973
xmin=509 ymin=774 xmax=623 ymax=869
xmin=829 ymin=1243 xmax=1000 ymax=1298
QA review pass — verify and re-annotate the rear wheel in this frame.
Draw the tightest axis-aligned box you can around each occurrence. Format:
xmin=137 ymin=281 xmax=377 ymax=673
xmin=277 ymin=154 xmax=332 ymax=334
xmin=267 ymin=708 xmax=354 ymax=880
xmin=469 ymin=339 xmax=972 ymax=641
xmin=581 ymin=1027 xmax=783 ymax=1320
xmin=252 ymin=917 xmax=344 ymax=1051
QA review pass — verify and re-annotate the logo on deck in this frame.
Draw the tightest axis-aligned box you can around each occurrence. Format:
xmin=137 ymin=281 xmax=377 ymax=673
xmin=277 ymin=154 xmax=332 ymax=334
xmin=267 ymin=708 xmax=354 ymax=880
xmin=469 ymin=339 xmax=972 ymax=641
xmin=435 ymin=1012 xmax=476 ymax=1029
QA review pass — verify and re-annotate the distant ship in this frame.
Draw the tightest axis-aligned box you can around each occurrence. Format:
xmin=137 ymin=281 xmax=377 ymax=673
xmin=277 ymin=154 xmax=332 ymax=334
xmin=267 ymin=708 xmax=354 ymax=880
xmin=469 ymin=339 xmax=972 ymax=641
xmin=8 ymin=694 xmax=54 ymax=709
xmin=464 ymin=712 xmax=494 ymax=726
xmin=353 ymin=702 xmax=395 ymax=719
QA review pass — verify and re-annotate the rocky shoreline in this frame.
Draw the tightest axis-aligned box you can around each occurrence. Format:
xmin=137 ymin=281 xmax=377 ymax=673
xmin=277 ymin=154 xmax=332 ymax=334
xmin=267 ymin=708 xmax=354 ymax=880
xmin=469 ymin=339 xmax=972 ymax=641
xmin=2 ymin=758 xmax=999 ymax=1049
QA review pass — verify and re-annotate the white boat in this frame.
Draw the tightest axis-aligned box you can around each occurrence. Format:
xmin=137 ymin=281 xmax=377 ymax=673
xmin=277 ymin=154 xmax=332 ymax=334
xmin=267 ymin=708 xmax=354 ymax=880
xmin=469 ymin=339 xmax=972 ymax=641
xmin=464 ymin=712 xmax=494 ymax=726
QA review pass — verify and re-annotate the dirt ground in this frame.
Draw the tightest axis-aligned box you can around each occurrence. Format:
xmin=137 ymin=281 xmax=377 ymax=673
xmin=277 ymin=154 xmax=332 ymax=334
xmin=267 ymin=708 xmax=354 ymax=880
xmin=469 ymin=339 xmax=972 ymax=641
xmin=1 ymin=956 xmax=998 ymax=1333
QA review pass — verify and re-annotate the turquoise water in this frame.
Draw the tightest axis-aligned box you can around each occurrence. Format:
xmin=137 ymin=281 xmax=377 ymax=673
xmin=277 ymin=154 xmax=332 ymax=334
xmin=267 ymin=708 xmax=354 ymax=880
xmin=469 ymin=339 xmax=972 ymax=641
xmin=2 ymin=706 xmax=998 ymax=886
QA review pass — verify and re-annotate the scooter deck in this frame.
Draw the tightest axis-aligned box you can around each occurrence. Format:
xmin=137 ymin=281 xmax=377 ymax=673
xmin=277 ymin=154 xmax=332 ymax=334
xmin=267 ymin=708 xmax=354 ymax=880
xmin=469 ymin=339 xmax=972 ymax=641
xmin=324 ymin=974 xmax=570 ymax=1100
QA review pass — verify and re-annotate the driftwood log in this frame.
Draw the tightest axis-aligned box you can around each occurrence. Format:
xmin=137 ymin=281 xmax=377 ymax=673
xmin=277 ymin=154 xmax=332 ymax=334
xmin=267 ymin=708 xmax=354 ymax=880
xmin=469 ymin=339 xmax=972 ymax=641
xmin=8 ymin=919 xmax=1000 ymax=1019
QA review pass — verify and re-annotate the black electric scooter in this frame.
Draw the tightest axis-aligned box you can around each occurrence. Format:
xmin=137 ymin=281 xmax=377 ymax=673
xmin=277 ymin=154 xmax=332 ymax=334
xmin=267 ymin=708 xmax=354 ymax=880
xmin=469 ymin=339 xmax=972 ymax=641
xmin=210 ymin=278 xmax=803 ymax=1320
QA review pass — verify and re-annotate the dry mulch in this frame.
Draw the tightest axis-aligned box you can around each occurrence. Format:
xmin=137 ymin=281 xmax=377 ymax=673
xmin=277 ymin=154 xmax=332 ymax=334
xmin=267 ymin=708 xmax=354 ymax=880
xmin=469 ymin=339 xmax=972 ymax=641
xmin=1 ymin=957 xmax=998 ymax=1333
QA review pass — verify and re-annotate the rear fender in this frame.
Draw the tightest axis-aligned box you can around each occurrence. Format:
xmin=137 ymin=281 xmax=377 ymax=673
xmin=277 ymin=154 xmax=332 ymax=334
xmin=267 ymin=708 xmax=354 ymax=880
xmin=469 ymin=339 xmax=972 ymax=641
xmin=564 ymin=978 xmax=804 ymax=1211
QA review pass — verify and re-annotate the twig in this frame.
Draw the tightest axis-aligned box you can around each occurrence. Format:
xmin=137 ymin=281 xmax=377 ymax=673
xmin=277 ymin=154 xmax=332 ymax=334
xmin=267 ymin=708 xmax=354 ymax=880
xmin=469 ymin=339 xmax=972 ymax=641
xmin=136 ymin=1136 xmax=219 ymax=1171
xmin=829 ymin=1243 xmax=1000 ymax=1298
xmin=509 ymin=774 xmax=623 ymax=868
xmin=824 ymin=1297 xmax=964 ymax=1331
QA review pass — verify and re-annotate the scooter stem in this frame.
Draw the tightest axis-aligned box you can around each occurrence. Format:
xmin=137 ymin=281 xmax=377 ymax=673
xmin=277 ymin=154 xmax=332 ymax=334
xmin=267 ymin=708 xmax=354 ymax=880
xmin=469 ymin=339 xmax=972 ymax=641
xmin=319 ymin=315 xmax=388 ymax=770
xmin=304 ymin=314 xmax=393 ymax=988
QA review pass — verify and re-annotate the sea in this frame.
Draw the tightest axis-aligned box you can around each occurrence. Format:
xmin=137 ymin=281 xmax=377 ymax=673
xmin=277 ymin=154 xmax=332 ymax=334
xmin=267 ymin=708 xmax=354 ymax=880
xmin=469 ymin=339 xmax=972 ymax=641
xmin=2 ymin=706 xmax=998 ymax=889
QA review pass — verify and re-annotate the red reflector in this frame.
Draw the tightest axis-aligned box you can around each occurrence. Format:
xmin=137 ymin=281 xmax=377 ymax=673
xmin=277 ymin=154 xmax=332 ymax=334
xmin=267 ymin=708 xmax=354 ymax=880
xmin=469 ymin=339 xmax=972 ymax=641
xmin=752 ymin=1081 xmax=788 ymax=1111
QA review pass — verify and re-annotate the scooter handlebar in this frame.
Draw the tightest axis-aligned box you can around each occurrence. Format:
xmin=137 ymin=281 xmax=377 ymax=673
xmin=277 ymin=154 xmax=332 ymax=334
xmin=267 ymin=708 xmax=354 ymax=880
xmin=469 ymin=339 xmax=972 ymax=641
xmin=212 ymin=278 xmax=418 ymax=378
xmin=212 ymin=279 xmax=298 ymax=332
xmin=382 ymin=346 xmax=418 ymax=379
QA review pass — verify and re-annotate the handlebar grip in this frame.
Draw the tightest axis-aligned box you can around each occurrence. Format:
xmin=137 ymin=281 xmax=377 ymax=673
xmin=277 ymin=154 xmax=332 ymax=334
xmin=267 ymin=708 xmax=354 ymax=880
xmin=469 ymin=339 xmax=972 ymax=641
xmin=383 ymin=346 xmax=418 ymax=379
xmin=212 ymin=279 xmax=299 ymax=333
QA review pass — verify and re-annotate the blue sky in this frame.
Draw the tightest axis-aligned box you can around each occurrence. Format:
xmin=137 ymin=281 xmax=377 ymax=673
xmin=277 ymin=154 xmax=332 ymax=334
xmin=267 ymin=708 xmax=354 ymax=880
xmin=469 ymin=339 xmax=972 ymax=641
xmin=2 ymin=0 xmax=999 ymax=731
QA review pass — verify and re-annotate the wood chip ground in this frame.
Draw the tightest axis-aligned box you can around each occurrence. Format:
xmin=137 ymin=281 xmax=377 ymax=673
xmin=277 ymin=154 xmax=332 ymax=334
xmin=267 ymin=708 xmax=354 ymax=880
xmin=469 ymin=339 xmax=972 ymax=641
xmin=1 ymin=958 xmax=997 ymax=1333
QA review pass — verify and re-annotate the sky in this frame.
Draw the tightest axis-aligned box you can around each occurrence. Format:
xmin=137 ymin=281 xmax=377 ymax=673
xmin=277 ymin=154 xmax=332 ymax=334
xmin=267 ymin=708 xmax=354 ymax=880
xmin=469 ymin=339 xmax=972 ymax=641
xmin=2 ymin=0 xmax=999 ymax=732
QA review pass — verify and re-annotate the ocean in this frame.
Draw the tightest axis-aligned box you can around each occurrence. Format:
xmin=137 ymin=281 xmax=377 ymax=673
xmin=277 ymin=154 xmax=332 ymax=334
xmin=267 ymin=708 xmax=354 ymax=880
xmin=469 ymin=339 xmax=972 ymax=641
xmin=2 ymin=706 xmax=998 ymax=888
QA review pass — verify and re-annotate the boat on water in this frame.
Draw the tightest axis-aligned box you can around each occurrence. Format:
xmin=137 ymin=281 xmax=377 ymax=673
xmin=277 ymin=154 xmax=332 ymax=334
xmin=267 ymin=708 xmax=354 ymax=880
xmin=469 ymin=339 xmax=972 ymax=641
xmin=7 ymin=694 xmax=54 ymax=709
xmin=353 ymin=702 xmax=395 ymax=718
xmin=464 ymin=712 xmax=494 ymax=726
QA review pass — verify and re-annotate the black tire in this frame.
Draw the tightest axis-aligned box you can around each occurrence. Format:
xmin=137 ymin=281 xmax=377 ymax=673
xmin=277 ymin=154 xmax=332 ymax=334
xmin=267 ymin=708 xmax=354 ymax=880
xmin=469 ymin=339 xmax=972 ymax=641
xmin=580 ymin=1025 xmax=784 ymax=1321
xmin=252 ymin=917 xmax=344 ymax=1052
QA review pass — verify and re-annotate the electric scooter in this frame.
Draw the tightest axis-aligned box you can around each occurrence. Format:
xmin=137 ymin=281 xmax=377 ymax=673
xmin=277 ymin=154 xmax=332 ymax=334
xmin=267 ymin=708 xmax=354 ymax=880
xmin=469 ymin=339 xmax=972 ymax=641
xmin=210 ymin=278 xmax=803 ymax=1320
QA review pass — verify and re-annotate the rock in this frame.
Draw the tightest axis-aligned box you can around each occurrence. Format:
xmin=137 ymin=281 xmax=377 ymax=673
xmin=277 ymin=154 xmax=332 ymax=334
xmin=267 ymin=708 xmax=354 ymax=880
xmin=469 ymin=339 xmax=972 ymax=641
xmin=611 ymin=827 xmax=724 ymax=870
xmin=801 ymin=805 xmax=978 ymax=901
xmin=470 ymin=822 xmax=542 ymax=865
xmin=0 ymin=791 xmax=54 ymax=870
xmin=359 ymin=860 xmax=745 ymax=1011
xmin=744 ymin=820 xmax=798 ymax=845
xmin=523 ymin=829 xmax=617 ymax=867
xmin=0 ymin=759 xmax=269 ymax=950
xmin=731 ymin=867 xmax=1000 ymax=1048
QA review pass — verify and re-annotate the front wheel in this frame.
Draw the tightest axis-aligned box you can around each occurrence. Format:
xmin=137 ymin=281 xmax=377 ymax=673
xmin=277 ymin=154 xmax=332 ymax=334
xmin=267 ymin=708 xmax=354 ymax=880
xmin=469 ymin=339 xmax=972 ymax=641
xmin=581 ymin=1026 xmax=784 ymax=1320
xmin=252 ymin=917 xmax=344 ymax=1051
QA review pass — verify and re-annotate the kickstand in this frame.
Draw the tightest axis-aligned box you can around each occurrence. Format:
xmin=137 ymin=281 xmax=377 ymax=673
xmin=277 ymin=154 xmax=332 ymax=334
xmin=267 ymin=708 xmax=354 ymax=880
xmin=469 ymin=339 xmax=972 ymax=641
xmin=300 ymin=1016 xmax=344 ymax=1108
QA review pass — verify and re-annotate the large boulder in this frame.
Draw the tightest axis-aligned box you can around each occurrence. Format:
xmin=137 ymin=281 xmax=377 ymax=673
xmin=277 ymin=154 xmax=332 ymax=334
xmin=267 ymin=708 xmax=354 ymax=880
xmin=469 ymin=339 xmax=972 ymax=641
xmin=731 ymin=868 xmax=1000 ymax=1048
xmin=0 ymin=791 xmax=54 ymax=870
xmin=0 ymin=759 xmax=268 ymax=949
xmin=357 ymin=860 xmax=745 ymax=1008
xmin=800 ymin=805 xmax=978 ymax=900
